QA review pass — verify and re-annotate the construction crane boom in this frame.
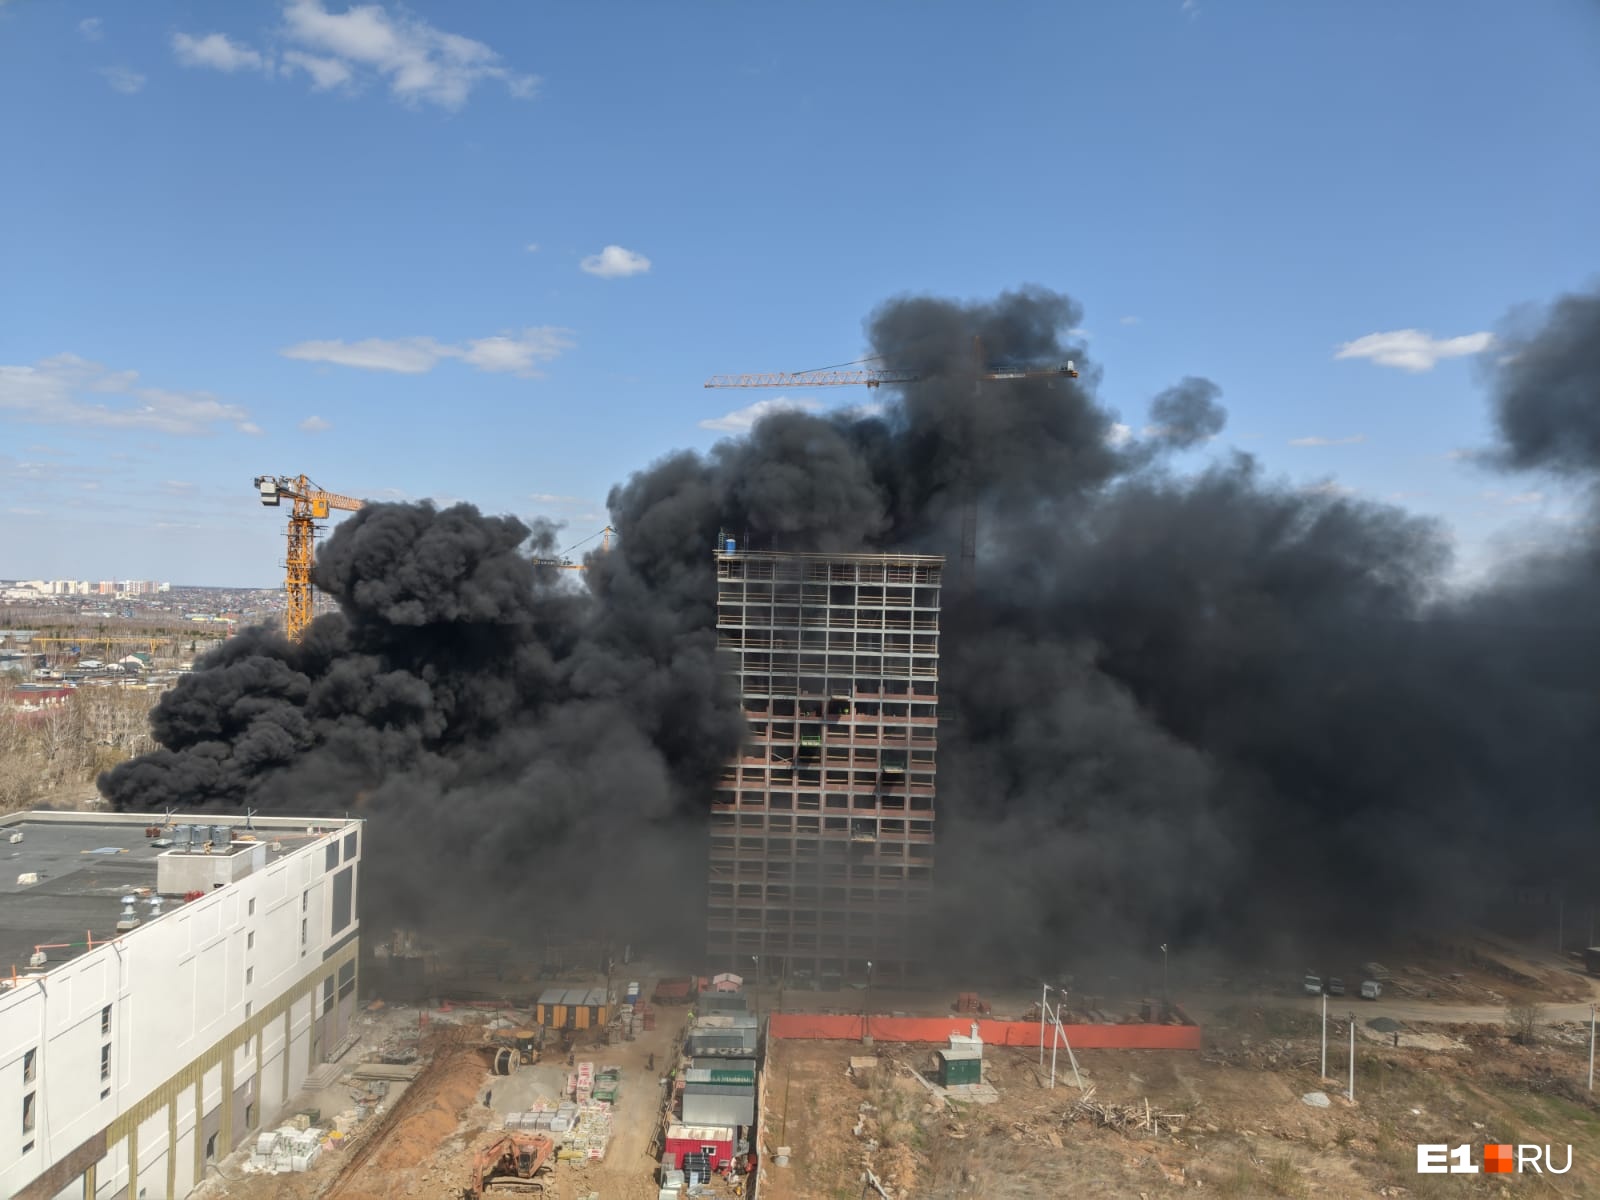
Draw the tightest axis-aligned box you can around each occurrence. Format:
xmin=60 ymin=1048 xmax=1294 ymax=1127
xmin=703 ymin=340 xmax=1077 ymax=593
xmin=254 ymin=474 xmax=365 ymax=643
xmin=532 ymin=525 xmax=615 ymax=572
xmin=705 ymin=369 xmax=920 ymax=389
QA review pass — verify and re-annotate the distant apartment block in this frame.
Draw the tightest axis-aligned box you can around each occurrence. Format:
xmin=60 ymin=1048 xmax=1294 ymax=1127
xmin=710 ymin=547 xmax=941 ymax=989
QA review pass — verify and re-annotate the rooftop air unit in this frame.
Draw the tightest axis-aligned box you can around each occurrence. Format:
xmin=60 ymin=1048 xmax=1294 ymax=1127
xmin=116 ymin=894 xmax=140 ymax=932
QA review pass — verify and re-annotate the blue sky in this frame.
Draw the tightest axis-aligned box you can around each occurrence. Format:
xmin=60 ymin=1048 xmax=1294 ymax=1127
xmin=1 ymin=0 xmax=1596 ymax=586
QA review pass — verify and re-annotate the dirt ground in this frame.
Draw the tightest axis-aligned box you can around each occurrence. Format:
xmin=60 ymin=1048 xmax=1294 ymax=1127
xmin=200 ymin=986 xmax=685 ymax=1200
xmin=759 ymin=1005 xmax=1600 ymax=1200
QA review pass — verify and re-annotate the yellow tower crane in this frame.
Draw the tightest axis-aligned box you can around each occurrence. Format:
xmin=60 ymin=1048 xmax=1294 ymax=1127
xmin=254 ymin=474 xmax=365 ymax=642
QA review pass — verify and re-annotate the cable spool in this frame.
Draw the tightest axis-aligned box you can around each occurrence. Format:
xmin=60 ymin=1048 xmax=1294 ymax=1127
xmin=493 ymin=1047 xmax=518 ymax=1076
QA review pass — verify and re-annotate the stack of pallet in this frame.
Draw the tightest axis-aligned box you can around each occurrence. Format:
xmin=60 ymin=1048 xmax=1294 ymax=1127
xmin=573 ymin=1060 xmax=595 ymax=1102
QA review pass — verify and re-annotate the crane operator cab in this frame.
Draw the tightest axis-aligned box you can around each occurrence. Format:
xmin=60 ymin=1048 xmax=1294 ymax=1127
xmin=257 ymin=478 xmax=280 ymax=506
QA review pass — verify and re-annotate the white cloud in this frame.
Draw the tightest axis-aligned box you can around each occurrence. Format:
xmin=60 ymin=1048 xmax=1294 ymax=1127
xmin=1302 ymin=480 xmax=1355 ymax=498
xmin=280 ymin=0 xmax=538 ymax=109
xmin=282 ymin=335 xmax=442 ymax=373
xmin=282 ymin=49 xmax=353 ymax=90
xmin=456 ymin=330 xmax=572 ymax=375
xmin=1480 ymin=489 xmax=1545 ymax=507
xmin=281 ymin=326 xmax=574 ymax=378
xmin=1288 ymin=433 xmax=1368 ymax=447
xmin=299 ymin=415 xmax=332 ymax=432
xmin=0 ymin=354 xmax=258 ymax=436
xmin=529 ymin=492 xmax=587 ymax=505
xmin=77 ymin=17 xmax=103 ymax=40
xmin=580 ymin=245 xmax=651 ymax=279
xmin=99 ymin=67 xmax=146 ymax=94
xmin=1119 ymin=315 xmax=1140 ymax=326
xmin=1334 ymin=328 xmax=1493 ymax=372
xmin=525 ymin=243 xmax=540 ymax=253
xmin=1106 ymin=422 xmax=1133 ymax=447
xmin=844 ymin=400 xmax=887 ymax=421
xmin=172 ymin=31 xmax=268 ymax=73
xmin=699 ymin=397 xmax=824 ymax=433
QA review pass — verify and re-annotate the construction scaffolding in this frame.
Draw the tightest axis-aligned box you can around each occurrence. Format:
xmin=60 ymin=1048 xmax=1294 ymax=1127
xmin=709 ymin=547 xmax=944 ymax=987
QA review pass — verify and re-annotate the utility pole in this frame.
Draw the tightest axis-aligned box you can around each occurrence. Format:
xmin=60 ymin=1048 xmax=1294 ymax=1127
xmin=751 ymin=955 xmax=760 ymax=1028
xmin=1039 ymin=982 xmax=1048 ymax=1066
xmin=1347 ymin=1012 xmax=1356 ymax=1101
xmin=1161 ymin=943 xmax=1169 ymax=1011
xmin=863 ymin=960 xmax=873 ymax=1046
xmin=1321 ymin=990 xmax=1328 ymax=1079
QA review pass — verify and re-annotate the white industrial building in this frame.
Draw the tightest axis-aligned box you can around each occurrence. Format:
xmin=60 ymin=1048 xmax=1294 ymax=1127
xmin=0 ymin=810 xmax=363 ymax=1200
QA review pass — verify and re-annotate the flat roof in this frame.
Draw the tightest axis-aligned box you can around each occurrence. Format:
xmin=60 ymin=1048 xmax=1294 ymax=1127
xmin=536 ymin=987 xmax=607 ymax=1006
xmin=665 ymin=1123 xmax=735 ymax=1142
xmin=0 ymin=810 xmax=357 ymax=980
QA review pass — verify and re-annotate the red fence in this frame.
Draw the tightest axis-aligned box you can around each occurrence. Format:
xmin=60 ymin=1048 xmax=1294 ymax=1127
xmin=767 ymin=1013 xmax=1201 ymax=1050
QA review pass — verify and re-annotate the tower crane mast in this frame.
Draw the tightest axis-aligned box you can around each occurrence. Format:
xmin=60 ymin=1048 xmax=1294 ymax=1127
xmin=254 ymin=474 xmax=364 ymax=643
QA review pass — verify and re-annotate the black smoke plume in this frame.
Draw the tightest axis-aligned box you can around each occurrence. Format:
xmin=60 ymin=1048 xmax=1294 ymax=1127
xmin=102 ymin=285 xmax=1600 ymax=971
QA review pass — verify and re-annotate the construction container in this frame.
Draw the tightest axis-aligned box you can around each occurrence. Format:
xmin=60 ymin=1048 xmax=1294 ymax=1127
xmin=685 ymin=1066 xmax=755 ymax=1086
xmin=937 ymin=1047 xmax=983 ymax=1086
xmin=682 ymin=1083 xmax=755 ymax=1127
xmin=663 ymin=1123 xmax=735 ymax=1173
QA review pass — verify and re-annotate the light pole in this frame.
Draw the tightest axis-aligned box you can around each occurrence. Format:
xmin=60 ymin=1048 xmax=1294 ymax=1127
xmin=1589 ymin=1005 xmax=1595 ymax=1092
xmin=1160 ymin=943 xmax=1169 ymax=1010
xmin=751 ymin=955 xmax=760 ymax=1027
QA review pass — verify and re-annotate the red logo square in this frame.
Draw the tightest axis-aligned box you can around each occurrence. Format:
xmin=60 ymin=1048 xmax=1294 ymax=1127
xmin=1483 ymin=1144 xmax=1514 ymax=1174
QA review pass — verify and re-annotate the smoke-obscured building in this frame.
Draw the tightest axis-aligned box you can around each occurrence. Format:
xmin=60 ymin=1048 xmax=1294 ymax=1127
xmin=0 ymin=811 xmax=362 ymax=1200
xmin=710 ymin=547 xmax=942 ymax=988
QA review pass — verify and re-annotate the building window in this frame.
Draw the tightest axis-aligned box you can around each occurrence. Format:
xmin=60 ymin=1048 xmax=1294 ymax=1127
xmin=244 ymin=1001 xmax=252 ymax=1019
xmin=301 ymin=919 xmax=308 ymax=952
xmin=248 ymin=897 xmax=255 ymax=916
xmin=23 ymin=1091 xmax=35 ymax=1134
xmin=101 ymin=1004 xmax=112 ymax=1036
xmin=23 ymin=1048 xmax=35 ymax=1084
xmin=247 ymin=931 xmax=255 ymax=951
xmin=302 ymin=890 xmax=309 ymax=913
xmin=205 ymin=1133 xmax=217 ymax=1161
xmin=245 ymin=1102 xmax=254 ymax=1129
xmin=101 ymin=1043 xmax=111 ymax=1081
xmin=325 ymin=844 xmax=338 ymax=872
xmin=246 ymin=966 xmax=254 ymax=985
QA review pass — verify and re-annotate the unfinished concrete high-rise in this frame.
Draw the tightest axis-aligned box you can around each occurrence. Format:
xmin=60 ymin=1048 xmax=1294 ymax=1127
xmin=709 ymin=546 xmax=942 ymax=989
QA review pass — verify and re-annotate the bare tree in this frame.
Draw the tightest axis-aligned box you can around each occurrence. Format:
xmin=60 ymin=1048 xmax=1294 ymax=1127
xmin=1506 ymin=1001 xmax=1544 ymax=1045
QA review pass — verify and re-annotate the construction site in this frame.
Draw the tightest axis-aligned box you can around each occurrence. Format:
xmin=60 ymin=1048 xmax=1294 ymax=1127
xmin=22 ymin=278 xmax=1594 ymax=1200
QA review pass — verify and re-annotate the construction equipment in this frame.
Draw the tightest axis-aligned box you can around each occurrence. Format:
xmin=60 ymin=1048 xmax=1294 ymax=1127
xmin=703 ymin=340 xmax=1077 ymax=390
xmin=254 ymin=474 xmax=365 ymax=642
xmin=705 ymin=340 xmax=1077 ymax=591
xmin=486 ymin=1027 xmax=543 ymax=1071
xmin=463 ymin=1133 xmax=557 ymax=1198
xmin=533 ymin=526 xmax=615 ymax=573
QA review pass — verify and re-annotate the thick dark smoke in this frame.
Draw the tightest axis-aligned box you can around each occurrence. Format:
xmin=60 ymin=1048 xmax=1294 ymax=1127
xmin=102 ymin=284 xmax=1600 ymax=972
xmin=1490 ymin=287 xmax=1600 ymax=473
xmin=1147 ymin=377 xmax=1227 ymax=449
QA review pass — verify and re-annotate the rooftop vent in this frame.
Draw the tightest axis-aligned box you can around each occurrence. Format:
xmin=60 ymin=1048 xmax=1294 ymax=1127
xmin=116 ymin=894 xmax=140 ymax=933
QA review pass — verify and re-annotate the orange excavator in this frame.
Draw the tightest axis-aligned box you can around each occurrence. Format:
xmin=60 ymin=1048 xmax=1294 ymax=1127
xmin=463 ymin=1133 xmax=557 ymax=1198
